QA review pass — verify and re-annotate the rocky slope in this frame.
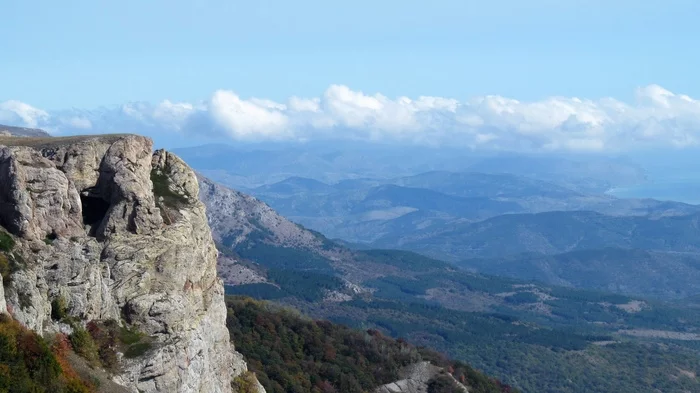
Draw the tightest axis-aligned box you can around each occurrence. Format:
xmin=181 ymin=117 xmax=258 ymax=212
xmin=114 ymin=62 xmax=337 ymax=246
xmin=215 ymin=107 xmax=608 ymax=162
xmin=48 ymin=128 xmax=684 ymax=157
xmin=198 ymin=175 xmax=322 ymax=251
xmin=0 ymin=134 xmax=263 ymax=393
xmin=198 ymin=175 xmax=387 ymax=289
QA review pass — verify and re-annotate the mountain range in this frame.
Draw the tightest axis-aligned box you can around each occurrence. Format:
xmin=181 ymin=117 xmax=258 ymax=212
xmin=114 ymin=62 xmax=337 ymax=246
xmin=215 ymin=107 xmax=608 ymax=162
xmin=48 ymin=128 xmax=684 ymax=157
xmin=458 ymin=248 xmax=700 ymax=300
xmin=198 ymin=174 xmax=700 ymax=393
xmin=2 ymin=128 xmax=699 ymax=393
xmin=244 ymin=170 xmax=700 ymax=246
xmin=173 ymin=143 xmax=648 ymax=193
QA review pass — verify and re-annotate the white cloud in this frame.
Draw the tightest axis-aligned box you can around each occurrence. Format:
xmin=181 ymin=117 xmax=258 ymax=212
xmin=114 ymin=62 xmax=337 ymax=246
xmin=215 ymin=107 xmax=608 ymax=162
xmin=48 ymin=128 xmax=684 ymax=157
xmin=61 ymin=116 xmax=93 ymax=129
xmin=288 ymin=96 xmax=320 ymax=112
xmin=208 ymin=90 xmax=289 ymax=138
xmin=0 ymin=100 xmax=49 ymax=128
xmin=3 ymin=84 xmax=700 ymax=151
xmin=152 ymin=100 xmax=197 ymax=130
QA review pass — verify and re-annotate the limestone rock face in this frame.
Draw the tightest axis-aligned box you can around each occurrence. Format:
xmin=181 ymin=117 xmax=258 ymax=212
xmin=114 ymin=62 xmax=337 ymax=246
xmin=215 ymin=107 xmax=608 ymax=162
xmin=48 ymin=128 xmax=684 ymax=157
xmin=0 ymin=135 xmax=262 ymax=393
xmin=375 ymin=361 xmax=469 ymax=393
xmin=0 ymin=146 xmax=83 ymax=240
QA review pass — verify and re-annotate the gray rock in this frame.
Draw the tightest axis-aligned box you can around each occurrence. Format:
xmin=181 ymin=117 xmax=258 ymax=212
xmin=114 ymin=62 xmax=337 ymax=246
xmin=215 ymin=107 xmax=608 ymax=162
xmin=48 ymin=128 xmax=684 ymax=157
xmin=0 ymin=273 xmax=7 ymax=314
xmin=375 ymin=362 xmax=469 ymax=393
xmin=0 ymin=134 xmax=264 ymax=393
xmin=198 ymin=175 xmax=321 ymax=249
xmin=0 ymin=146 xmax=83 ymax=240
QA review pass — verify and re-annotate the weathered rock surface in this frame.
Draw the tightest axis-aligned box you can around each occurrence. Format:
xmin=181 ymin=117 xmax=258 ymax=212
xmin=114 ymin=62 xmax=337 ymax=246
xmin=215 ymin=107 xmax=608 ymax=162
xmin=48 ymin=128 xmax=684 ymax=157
xmin=198 ymin=175 xmax=321 ymax=249
xmin=0 ymin=135 xmax=263 ymax=393
xmin=376 ymin=361 xmax=469 ymax=393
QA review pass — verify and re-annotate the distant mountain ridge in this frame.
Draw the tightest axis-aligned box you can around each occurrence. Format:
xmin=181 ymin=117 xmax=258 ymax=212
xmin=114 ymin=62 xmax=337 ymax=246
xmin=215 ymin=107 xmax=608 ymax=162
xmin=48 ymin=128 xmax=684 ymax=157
xmin=459 ymin=247 xmax=700 ymax=300
xmin=0 ymin=124 xmax=51 ymax=137
xmin=378 ymin=210 xmax=700 ymax=260
xmin=247 ymin=171 xmax=700 ymax=244
xmin=174 ymin=143 xmax=648 ymax=192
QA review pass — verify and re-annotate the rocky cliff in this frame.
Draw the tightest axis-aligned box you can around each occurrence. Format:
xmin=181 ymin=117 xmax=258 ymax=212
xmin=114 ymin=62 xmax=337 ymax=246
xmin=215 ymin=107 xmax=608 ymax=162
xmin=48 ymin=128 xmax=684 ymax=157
xmin=0 ymin=134 xmax=263 ymax=393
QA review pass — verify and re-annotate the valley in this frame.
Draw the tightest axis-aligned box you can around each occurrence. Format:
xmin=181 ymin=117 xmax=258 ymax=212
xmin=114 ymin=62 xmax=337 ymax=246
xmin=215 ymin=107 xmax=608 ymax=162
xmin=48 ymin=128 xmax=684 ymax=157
xmin=196 ymin=172 xmax=700 ymax=393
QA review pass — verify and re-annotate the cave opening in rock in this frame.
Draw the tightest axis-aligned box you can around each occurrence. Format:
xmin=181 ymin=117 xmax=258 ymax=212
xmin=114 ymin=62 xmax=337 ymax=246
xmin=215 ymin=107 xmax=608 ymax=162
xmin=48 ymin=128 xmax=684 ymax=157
xmin=80 ymin=194 xmax=110 ymax=234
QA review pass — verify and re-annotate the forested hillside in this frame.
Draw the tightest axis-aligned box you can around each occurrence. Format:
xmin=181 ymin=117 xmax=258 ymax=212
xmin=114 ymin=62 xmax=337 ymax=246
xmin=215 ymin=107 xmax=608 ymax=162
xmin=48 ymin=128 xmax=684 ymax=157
xmin=226 ymin=297 xmax=517 ymax=393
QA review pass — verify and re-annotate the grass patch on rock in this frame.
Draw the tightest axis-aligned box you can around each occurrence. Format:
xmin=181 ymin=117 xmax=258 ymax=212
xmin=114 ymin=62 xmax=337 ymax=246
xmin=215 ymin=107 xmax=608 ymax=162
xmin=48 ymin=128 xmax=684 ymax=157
xmin=69 ymin=319 xmax=156 ymax=371
xmin=119 ymin=326 xmax=153 ymax=359
xmin=123 ymin=342 xmax=153 ymax=359
xmin=151 ymin=168 xmax=190 ymax=208
xmin=232 ymin=371 xmax=261 ymax=393
xmin=0 ymin=252 xmax=25 ymax=287
xmin=0 ymin=231 xmax=15 ymax=252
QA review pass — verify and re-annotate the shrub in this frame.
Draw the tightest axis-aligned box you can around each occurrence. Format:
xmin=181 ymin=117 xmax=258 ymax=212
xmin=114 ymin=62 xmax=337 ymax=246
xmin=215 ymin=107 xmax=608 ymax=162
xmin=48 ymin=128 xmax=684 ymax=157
xmin=69 ymin=325 xmax=100 ymax=365
xmin=232 ymin=371 xmax=260 ymax=393
xmin=0 ymin=232 xmax=14 ymax=253
xmin=18 ymin=291 xmax=32 ymax=310
xmin=51 ymin=296 xmax=69 ymax=321
xmin=65 ymin=379 xmax=92 ymax=393
xmin=0 ymin=314 xmax=93 ymax=392
xmin=504 ymin=292 xmax=540 ymax=305
xmin=124 ymin=342 xmax=152 ymax=358
xmin=86 ymin=320 xmax=120 ymax=372
xmin=78 ymin=320 xmax=154 ymax=369
xmin=119 ymin=326 xmax=143 ymax=345
xmin=44 ymin=233 xmax=57 ymax=245
xmin=0 ymin=250 xmax=24 ymax=287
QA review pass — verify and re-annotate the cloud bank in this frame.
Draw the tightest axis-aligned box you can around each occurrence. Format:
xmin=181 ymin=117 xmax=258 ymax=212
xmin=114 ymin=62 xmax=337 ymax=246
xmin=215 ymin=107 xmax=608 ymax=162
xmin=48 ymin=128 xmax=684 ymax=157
xmin=3 ymin=84 xmax=700 ymax=151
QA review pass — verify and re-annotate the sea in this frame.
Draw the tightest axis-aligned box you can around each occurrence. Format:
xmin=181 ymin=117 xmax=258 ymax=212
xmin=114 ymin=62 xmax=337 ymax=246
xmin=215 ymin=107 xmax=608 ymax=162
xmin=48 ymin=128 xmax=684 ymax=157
xmin=606 ymin=179 xmax=700 ymax=205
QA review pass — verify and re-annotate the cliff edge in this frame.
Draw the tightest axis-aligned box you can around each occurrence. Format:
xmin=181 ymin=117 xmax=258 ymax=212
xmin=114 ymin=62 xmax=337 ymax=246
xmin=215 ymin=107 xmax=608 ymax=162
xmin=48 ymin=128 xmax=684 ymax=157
xmin=0 ymin=134 xmax=263 ymax=393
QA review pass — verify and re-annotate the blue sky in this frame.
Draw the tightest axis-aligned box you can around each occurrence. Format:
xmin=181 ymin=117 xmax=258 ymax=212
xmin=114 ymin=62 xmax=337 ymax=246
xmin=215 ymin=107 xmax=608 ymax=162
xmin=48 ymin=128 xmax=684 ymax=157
xmin=3 ymin=0 xmax=700 ymax=152
xmin=3 ymin=0 xmax=699 ymax=108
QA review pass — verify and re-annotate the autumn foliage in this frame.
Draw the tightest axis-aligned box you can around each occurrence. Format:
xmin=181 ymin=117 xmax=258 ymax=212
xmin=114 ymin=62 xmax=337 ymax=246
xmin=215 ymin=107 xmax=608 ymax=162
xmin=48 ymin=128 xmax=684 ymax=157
xmin=0 ymin=313 xmax=94 ymax=392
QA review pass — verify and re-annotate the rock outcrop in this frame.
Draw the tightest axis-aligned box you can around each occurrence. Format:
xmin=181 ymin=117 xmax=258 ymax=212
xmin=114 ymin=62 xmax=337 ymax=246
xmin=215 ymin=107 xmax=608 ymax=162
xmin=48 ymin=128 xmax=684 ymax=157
xmin=0 ymin=135 xmax=263 ymax=393
xmin=376 ymin=361 xmax=469 ymax=393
